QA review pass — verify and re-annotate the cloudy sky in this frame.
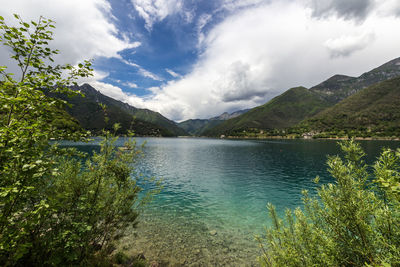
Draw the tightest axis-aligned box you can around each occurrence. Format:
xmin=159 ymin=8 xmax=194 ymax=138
xmin=1 ymin=0 xmax=400 ymax=121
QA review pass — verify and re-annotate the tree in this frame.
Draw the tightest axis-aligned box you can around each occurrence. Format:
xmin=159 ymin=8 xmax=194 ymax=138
xmin=257 ymin=140 xmax=400 ymax=266
xmin=0 ymin=15 xmax=153 ymax=265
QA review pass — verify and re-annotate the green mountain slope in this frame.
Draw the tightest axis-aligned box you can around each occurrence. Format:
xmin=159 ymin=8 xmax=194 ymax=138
xmin=132 ymin=109 xmax=187 ymax=136
xmin=178 ymin=119 xmax=223 ymax=136
xmin=203 ymin=87 xmax=330 ymax=136
xmin=299 ymin=76 xmax=400 ymax=137
xmin=59 ymin=84 xmax=187 ymax=136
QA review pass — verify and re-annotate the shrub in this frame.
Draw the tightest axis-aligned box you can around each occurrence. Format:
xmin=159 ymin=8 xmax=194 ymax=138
xmin=257 ymin=140 xmax=400 ymax=266
xmin=0 ymin=15 xmax=155 ymax=265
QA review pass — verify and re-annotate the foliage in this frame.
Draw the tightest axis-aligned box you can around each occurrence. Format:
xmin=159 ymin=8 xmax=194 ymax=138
xmin=37 ymin=133 xmax=145 ymax=265
xmin=257 ymin=140 xmax=400 ymax=266
xmin=0 ymin=15 xmax=154 ymax=265
xmin=374 ymin=148 xmax=400 ymax=200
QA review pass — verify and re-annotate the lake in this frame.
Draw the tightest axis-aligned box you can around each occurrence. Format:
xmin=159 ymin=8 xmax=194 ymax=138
xmin=64 ymin=138 xmax=400 ymax=266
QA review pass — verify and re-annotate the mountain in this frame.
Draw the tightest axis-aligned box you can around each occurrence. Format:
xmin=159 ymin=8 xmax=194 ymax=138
xmin=211 ymin=109 xmax=250 ymax=120
xmin=178 ymin=109 xmax=249 ymax=136
xmin=178 ymin=119 xmax=218 ymax=136
xmin=310 ymin=57 xmax=400 ymax=103
xmin=204 ymin=57 xmax=400 ymax=137
xmin=203 ymin=87 xmax=330 ymax=136
xmin=299 ymin=76 xmax=400 ymax=137
xmin=309 ymin=74 xmax=357 ymax=104
xmin=58 ymin=84 xmax=187 ymax=136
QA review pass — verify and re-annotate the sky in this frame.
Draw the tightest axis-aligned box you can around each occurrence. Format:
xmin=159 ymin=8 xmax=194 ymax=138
xmin=1 ymin=0 xmax=400 ymax=121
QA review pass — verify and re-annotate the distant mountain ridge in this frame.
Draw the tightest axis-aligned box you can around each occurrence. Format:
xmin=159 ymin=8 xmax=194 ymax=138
xmin=310 ymin=57 xmax=400 ymax=103
xmin=178 ymin=109 xmax=249 ymax=136
xmin=204 ymin=57 xmax=400 ymax=137
xmin=59 ymin=84 xmax=188 ymax=136
xmin=210 ymin=109 xmax=250 ymax=120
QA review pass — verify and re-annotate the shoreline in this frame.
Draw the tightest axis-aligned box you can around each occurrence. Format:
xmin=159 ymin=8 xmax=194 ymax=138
xmin=118 ymin=211 xmax=260 ymax=266
xmin=179 ymin=135 xmax=400 ymax=141
xmin=222 ymin=136 xmax=400 ymax=141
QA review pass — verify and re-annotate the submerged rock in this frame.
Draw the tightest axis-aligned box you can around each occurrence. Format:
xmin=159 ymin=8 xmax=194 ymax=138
xmin=209 ymin=230 xmax=217 ymax=236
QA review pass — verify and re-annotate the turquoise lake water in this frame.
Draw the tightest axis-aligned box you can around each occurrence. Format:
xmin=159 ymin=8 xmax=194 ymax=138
xmin=64 ymin=138 xmax=400 ymax=266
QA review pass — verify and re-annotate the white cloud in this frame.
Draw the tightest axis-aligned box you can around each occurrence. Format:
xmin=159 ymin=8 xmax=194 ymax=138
xmin=221 ymin=0 xmax=267 ymax=11
xmin=87 ymin=80 xmax=157 ymax=112
xmin=309 ymin=0 xmax=374 ymax=21
xmin=118 ymin=1 xmax=400 ymax=121
xmin=120 ymin=58 xmax=141 ymax=68
xmin=131 ymin=0 xmax=184 ymax=30
xmin=214 ymin=61 xmax=269 ymax=102
xmin=308 ymin=0 xmax=400 ymax=21
xmin=138 ymin=68 xmax=163 ymax=81
xmin=196 ymin=13 xmax=213 ymax=47
xmin=182 ymin=10 xmax=195 ymax=24
xmin=165 ymin=68 xmax=180 ymax=78
xmin=373 ymin=0 xmax=400 ymax=18
xmin=120 ymin=58 xmax=163 ymax=81
xmin=324 ymin=32 xmax=375 ymax=58
xmin=123 ymin=82 xmax=139 ymax=88
xmin=90 ymin=81 xmax=129 ymax=102
xmin=0 ymin=0 xmax=137 ymax=69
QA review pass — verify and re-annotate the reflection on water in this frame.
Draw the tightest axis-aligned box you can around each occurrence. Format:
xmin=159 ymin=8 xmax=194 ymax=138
xmin=62 ymin=138 xmax=400 ymax=266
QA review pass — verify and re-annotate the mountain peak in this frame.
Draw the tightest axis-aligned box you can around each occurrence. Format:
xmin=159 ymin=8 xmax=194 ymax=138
xmin=373 ymin=57 xmax=400 ymax=69
xmin=359 ymin=57 xmax=400 ymax=79
xmin=310 ymin=57 xmax=400 ymax=103
xmin=210 ymin=109 xmax=250 ymax=121
xmin=62 ymin=84 xmax=188 ymax=136
xmin=325 ymin=74 xmax=355 ymax=82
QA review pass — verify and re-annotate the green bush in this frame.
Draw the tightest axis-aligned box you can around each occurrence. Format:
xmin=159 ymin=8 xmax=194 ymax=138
xmin=257 ymin=140 xmax=400 ymax=266
xmin=0 ymin=15 xmax=155 ymax=265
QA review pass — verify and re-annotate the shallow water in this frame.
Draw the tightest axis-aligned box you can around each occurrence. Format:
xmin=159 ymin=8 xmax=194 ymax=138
xmin=63 ymin=138 xmax=400 ymax=266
